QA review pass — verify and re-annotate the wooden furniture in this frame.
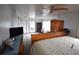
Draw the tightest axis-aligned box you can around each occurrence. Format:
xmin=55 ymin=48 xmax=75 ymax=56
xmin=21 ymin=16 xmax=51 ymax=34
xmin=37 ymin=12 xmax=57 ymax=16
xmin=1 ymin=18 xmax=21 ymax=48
xmin=31 ymin=31 xmax=67 ymax=44
xmin=19 ymin=37 xmax=25 ymax=55
xmin=19 ymin=35 xmax=25 ymax=55
xmin=51 ymin=20 xmax=64 ymax=32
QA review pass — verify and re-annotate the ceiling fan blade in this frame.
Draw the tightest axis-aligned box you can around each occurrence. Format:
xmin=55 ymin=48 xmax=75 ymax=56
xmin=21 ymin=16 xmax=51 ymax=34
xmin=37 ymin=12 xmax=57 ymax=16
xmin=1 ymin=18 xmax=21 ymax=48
xmin=49 ymin=8 xmax=68 ymax=13
xmin=43 ymin=4 xmax=68 ymax=14
xmin=49 ymin=4 xmax=68 ymax=13
xmin=52 ymin=4 xmax=66 ymax=6
xmin=53 ymin=8 xmax=68 ymax=11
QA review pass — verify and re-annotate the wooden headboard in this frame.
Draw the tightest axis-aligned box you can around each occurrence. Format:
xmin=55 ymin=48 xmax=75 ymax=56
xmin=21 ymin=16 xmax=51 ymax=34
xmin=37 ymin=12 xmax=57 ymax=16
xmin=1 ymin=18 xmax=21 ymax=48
xmin=31 ymin=31 xmax=67 ymax=44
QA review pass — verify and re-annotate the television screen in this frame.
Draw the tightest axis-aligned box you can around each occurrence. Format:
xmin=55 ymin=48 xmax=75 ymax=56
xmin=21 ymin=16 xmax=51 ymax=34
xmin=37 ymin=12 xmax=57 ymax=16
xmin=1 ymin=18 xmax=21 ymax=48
xmin=9 ymin=27 xmax=23 ymax=38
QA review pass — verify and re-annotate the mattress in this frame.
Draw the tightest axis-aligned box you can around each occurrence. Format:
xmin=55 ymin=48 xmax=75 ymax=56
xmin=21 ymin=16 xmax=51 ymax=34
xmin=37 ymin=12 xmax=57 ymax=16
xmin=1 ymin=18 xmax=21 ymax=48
xmin=31 ymin=36 xmax=79 ymax=55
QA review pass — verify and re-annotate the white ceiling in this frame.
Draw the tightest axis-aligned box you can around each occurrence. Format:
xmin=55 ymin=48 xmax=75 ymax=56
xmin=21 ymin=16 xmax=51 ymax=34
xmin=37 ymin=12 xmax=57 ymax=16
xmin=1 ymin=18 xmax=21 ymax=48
xmin=42 ymin=4 xmax=79 ymax=15
xmin=10 ymin=4 xmax=79 ymax=19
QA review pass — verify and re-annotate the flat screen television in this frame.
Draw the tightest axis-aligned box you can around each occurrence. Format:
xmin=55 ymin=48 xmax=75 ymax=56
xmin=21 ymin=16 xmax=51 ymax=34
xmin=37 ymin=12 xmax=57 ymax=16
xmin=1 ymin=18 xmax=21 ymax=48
xmin=9 ymin=27 xmax=23 ymax=38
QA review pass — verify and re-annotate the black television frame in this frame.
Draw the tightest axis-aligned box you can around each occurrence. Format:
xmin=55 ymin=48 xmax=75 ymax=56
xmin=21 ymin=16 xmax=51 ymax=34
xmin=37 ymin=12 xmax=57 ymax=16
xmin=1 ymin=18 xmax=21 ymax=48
xmin=9 ymin=27 xmax=23 ymax=38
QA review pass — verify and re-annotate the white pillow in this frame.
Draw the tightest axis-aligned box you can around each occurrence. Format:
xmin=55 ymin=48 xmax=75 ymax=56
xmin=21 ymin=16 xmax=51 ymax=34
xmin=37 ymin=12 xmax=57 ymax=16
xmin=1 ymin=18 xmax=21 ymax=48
xmin=5 ymin=39 xmax=13 ymax=46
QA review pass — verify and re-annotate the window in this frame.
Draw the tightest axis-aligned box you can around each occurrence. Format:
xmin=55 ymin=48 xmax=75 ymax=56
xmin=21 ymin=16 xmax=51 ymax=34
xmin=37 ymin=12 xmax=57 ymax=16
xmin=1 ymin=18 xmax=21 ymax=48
xmin=29 ymin=21 xmax=35 ymax=33
xmin=42 ymin=21 xmax=50 ymax=33
xmin=26 ymin=20 xmax=36 ymax=33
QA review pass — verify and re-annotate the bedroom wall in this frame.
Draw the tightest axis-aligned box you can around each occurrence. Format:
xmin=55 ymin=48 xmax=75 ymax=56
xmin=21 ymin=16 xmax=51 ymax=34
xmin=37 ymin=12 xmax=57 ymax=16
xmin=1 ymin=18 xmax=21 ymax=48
xmin=15 ymin=5 xmax=35 ymax=33
xmin=0 ymin=5 xmax=13 ymax=44
xmin=15 ymin=5 xmax=59 ymax=33
xmin=11 ymin=5 xmax=19 ymax=27
xmin=58 ymin=12 xmax=79 ymax=37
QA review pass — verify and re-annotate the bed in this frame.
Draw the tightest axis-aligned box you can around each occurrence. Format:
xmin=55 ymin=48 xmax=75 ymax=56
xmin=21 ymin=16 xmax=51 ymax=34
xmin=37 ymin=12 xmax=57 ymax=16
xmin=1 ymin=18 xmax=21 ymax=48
xmin=31 ymin=36 xmax=79 ymax=55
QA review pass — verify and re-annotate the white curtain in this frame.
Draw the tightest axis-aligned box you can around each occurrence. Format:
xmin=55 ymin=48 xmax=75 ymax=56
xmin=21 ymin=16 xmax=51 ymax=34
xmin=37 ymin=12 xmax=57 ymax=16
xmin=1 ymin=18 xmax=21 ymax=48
xmin=18 ymin=19 xmax=26 ymax=33
xmin=18 ymin=18 xmax=36 ymax=33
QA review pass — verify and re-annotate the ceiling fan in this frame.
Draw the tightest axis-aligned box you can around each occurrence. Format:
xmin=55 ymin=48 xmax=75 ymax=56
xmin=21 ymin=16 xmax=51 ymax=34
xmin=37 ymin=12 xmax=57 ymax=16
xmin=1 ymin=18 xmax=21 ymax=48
xmin=43 ymin=4 xmax=68 ymax=14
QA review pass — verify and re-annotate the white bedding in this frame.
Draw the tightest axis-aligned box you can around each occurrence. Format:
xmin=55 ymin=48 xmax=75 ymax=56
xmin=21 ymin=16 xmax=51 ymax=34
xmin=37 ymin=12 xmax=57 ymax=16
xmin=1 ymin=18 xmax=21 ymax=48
xmin=32 ymin=36 xmax=79 ymax=55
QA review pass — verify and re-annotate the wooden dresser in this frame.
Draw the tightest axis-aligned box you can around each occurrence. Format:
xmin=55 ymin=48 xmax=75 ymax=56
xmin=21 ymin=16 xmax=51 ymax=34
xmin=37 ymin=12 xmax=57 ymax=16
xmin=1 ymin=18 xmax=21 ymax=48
xmin=51 ymin=19 xmax=64 ymax=32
